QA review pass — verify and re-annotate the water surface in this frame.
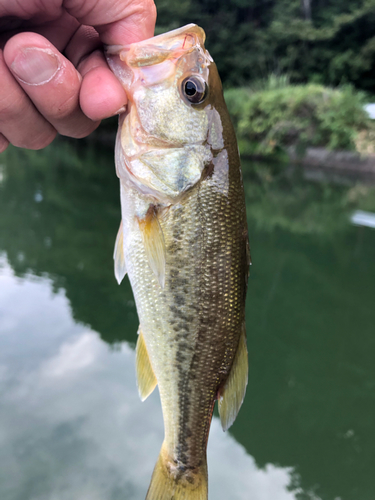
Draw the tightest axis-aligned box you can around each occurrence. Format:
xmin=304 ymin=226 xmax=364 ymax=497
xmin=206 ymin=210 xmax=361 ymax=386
xmin=0 ymin=141 xmax=374 ymax=500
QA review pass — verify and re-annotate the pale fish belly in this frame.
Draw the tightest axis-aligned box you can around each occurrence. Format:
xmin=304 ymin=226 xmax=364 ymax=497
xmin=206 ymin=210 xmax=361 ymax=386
xmin=123 ymin=148 xmax=247 ymax=471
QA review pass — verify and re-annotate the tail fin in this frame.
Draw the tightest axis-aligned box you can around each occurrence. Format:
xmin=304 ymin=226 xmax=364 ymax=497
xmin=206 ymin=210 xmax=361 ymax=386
xmin=146 ymin=442 xmax=208 ymax=500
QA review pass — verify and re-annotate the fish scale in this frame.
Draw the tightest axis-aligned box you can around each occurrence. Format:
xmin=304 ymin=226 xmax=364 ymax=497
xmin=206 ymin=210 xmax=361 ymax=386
xmin=127 ymin=163 xmax=246 ymax=477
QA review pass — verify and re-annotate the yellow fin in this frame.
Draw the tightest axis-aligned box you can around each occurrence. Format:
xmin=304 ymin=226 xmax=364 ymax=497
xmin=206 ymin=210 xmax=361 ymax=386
xmin=113 ymin=221 xmax=127 ymax=285
xmin=146 ymin=442 xmax=208 ymax=500
xmin=138 ymin=205 xmax=166 ymax=288
xmin=136 ymin=327 xmax=157 ymax=402
xmin=218 ymin=324 xmax=248 ymax=431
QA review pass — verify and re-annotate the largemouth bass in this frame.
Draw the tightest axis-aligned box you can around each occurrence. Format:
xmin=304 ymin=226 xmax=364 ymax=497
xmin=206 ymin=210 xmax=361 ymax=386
xmin=107 ymin=24 xmax=250 ymax=500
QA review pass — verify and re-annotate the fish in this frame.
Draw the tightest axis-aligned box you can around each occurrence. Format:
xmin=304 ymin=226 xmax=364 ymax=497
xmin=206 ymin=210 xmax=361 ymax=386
xmin=106 ymin=24 xmax=250 ymax=500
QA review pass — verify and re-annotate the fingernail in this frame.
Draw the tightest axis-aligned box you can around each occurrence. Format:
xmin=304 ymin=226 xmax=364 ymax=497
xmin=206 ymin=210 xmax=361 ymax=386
xmin=11 ymin=48 xmax=60 ymax=85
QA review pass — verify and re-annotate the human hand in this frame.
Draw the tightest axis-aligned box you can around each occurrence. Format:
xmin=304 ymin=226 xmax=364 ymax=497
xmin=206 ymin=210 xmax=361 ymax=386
xmin=0 ymin=0 xmax=156 ymax=152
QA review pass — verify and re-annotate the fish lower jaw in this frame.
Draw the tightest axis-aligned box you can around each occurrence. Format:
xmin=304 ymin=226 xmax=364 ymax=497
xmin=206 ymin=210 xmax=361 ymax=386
xmin=122 ymin=141 xmax=206 ymax=160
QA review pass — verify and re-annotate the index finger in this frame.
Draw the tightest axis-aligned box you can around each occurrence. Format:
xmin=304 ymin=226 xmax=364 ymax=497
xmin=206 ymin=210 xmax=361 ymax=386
xmin=63 ymin=0 xmax=157 ymax=45
xmin=0 ymin=0 xmax=156 ymax=46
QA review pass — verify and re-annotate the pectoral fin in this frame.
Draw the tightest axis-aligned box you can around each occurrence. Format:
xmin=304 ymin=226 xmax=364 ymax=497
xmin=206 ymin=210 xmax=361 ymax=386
xmin=138 ymin=205 xmax=166 ymax=288
xmin=136 ymin=327 xmax=157 ymax=402
xmin=218 ymin=323 xmax=248 ymax=431
xmin=114 ymin=221 xmax=127 ymax=285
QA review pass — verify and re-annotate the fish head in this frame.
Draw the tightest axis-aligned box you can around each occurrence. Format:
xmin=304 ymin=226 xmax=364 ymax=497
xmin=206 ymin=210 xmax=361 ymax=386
xmin=107 ymin=25 xmax=226 ymax=202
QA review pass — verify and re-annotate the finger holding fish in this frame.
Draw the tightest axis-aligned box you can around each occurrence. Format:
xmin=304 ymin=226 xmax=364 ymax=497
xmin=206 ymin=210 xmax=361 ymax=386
xmin=0 ymin=0 xmax=157 ymax=150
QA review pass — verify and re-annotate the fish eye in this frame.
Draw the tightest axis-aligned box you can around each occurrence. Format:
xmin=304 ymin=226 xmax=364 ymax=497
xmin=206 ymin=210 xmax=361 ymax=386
xmin=182 ymin=75 xmax=208 ymax=104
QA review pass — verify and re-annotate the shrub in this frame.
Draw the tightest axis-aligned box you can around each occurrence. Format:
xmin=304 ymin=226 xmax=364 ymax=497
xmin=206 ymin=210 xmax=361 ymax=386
xmin=224 ymin=82 xmax=372 ymax=157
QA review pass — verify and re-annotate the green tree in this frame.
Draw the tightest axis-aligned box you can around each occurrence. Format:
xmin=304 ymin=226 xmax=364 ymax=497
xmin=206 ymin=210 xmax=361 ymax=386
xmin=155 ymin=0 xmax=375 ymax=91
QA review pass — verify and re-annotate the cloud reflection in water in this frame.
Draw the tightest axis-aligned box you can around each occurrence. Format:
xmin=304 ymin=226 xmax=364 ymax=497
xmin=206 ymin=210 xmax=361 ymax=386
xmin=0 ymin=259 xmax=297 ymax=500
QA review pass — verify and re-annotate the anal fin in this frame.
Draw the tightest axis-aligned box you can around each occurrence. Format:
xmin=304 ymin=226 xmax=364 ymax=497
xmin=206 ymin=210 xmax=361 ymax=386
xmin=218 ymin=323 xmax=248 ymax=431
xmin=114 ymin=221 xmax=127 ymax=284
xmin=136 ymin=327 xmax=157 ymax=402
xmin=138 ymin=205 xmax=166 ymax=288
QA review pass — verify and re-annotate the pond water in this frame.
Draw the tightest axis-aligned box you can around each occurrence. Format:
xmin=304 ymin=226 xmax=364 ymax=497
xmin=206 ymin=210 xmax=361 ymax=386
xmin=0 ymin=140 xmax=374 ymax=500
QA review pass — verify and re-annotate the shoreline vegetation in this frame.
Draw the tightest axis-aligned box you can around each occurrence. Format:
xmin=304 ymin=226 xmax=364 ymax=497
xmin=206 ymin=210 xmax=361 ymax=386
xmin=150 ymin=0 xmax=375 ymax=177
xmin=224 ymin=76 xmax=375 ymax=162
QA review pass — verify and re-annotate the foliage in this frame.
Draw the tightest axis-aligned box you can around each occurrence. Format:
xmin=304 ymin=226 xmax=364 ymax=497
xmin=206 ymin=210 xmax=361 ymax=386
xmin=224 ymin=83 xmax=372 ymax=156
xmin=155 ymin=0 xmax=375 ymax=91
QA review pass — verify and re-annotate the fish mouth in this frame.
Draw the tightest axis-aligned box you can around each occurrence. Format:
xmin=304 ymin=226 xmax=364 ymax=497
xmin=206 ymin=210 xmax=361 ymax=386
xmin=106 ymin=23 xmax=212 ymax=102
xmin=106 ymin=24 xmax=206 ymax=67
xmin=134 ymin=24 xmax=206 ymax=48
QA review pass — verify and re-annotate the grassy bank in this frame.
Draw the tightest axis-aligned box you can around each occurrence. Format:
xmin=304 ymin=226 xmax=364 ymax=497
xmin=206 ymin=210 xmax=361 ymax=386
xmin=224 ymin=79 xmax=374 ymax=160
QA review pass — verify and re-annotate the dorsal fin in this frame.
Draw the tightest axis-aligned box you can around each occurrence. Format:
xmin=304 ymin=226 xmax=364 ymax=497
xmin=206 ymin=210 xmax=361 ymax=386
xmin=114 ymin=221 xmax=127 ymax=284
xmin=218 ymin=323 xmax=248 ymax=431
xmin=138 ymin=205 xmax=166 ymax=288
xmin=136 ymin=327 xmax=157 ymax=401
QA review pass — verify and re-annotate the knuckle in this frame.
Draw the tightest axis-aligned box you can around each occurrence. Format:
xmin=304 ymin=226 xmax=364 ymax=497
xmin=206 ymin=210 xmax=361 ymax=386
xmin=148 ymin=0 xmax=157 ymax=22
xmin=60 ymin=119 xmax=100 ymax=139
xmin=40 ymin=68 xmax=81 ymax=120
xmin=139 ymin=0 xmax=157 ymax=26
xmin=0 ymin=92 xmax=27 ymax=122
xmin=13 ymin=128 xmax=57 ymax=150
xmin=0 ymin=137 xmax=9 ymax=153
xmin=50 ymin=91 xmax=80 ymax=121
xmin=28 ymin=129 xmax=57 ymax=150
